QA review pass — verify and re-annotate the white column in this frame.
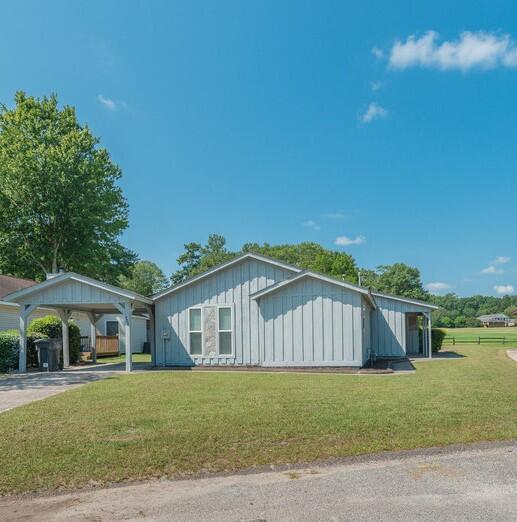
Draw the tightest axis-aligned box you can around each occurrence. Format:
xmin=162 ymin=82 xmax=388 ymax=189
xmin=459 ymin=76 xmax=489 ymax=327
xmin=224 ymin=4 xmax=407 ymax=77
xmin=58 ymin=309 xmax=71 ymax=368
xmin=146 ymin=305 xmax=155 ymax=367
xmin=428 ymin=311 xmax=433 ymax=359
xmin=115 ymin=302 xmax=133 ymax=372
xmin=86 ymin=312 xmax=100 ymax=364
xmin=18 ymin=304 xmax=36 ymax=373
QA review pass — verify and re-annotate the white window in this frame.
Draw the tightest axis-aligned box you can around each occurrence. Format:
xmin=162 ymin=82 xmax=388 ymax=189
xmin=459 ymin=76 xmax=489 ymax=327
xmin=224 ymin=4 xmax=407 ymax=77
xmin=189 ymin=308 xmax=202 ymax=355
xmin=218 ymin=306 xmax=232 ymax=355
xmin=106 ymin=320 xmax=119 ymax=337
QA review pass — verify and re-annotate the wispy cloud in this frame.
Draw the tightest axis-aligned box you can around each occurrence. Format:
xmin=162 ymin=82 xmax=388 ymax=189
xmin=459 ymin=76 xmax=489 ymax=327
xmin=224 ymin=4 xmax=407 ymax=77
xmin=494 ymin=284 xmax=514 ymax=295
xmin=481 ymin=265 xmax=503 ymax=275
xmin=335 ymin=235 xmax=366 ymax=246
xmin=324 ymin=211 xmax=346 ymax=220
xmin=388 ymin=30 xmax=517 ymax=71
xmin=425 ymin=282 xmax=452 ymax=294
xmin=492 ymin=256 xmax=511 ymax=265
xmin=370 ymin=81 xmax=384 ymax=92
xmin=98 ymin=94 xmax=126 ymax=111
xmin=302 ymin=220 xmax=321 ymax=231
xmin=372 ymin=46 xmax=384 ymax=59
xmin=360 ymin=102 xmax=388 ymax=123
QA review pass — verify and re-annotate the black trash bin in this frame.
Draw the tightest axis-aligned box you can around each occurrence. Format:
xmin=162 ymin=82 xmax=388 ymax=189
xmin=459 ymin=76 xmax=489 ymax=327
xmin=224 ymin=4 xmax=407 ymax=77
xmin=35 ymin=339 xmax=62 ymax=372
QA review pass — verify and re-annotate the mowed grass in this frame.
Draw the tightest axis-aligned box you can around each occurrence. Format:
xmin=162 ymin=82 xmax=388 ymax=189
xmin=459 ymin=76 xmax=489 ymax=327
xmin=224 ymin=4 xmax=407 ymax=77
xmin=0 ymin=344 xmax=516 ymax=494
xmin=442 ymin=326 xmax=517 ymax=342
xmin=91 ymin=353 xmax=152 ymax=364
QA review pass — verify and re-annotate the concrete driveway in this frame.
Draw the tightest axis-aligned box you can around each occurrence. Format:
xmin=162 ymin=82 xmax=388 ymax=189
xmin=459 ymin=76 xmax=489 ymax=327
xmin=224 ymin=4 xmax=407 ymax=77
xmin=0 ymin=371 xmax=111 ymax=413
xmin=1 ymin=442 xmax=515 ymax=521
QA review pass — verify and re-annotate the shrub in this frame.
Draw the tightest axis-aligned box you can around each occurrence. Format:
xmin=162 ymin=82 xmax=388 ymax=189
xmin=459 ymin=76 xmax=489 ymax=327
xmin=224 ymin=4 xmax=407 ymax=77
xmin=0 ymin=330 xmax=47 ymax=372
xmin=28 ymin=316 xmax=81 ymax=364
xmin=432 ymin=328 xmax=446 ymax=352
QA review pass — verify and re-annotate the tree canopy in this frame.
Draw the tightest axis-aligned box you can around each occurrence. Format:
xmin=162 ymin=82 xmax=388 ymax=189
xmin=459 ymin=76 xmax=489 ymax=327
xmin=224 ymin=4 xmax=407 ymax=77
xmin=0 ymin=92 xmax=136 ymax=282
xmin=118 ymin=260 xmax=169 ymax=297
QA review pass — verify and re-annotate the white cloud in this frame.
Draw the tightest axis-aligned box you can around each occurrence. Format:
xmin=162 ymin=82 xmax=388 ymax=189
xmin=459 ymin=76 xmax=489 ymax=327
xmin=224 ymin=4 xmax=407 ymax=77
xmin=389 ymin=30 xmax=517 ymax=71
xmin=370 ymin=81 xmax=384 ymax=91
xmin=481 ymin=265 xmax=503 ymax=275
xmin=372 ymin=46 xmax=384 ymax=59
xmin=302 ymin=220 xmax=321 ymax=231
xmin=324 ymin=211 xmax=346 ymax=219
xmin=335 ymin=235 xmax=366 ymax=246
xmin=494 ymin=284 xmax=514 ymax=295
xmin=360 ymin=102 xmax=388 ymax=123
xmin=97 ymin=94 xmax=123 ymax=111
xmin=492 ymin=256 xmax=511 ymax=265
xmin=425 ymin=282 xmax=452 ymax=293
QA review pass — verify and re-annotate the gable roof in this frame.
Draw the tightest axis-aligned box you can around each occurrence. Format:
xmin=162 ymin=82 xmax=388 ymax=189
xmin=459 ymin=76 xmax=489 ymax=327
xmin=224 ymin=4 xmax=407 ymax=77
xmin=371 ymin=291 xmax=439 ymax=310
xmin=3 ymin=272 xmax=153 ymax=305
xmin=152 ymin=252 xmax=302 ymax=300
xmin=250 ymin=270 xmax=377 ymax=309
xmin=0 ymin=275 xmax=37 ymax=300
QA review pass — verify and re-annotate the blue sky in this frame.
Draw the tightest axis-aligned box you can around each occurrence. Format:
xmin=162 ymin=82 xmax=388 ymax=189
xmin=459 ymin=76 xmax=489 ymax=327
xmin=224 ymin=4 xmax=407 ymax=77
xmin=2 ymin=1 xmax=517 ymax=296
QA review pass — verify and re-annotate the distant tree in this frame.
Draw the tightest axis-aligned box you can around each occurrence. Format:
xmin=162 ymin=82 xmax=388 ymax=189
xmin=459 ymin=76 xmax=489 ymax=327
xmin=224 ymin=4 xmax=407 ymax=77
xmin=118 ymin=261 xmax=169 ymax=296
xmin=171 ymin=234 xmax=236 ymax=284
xmin=361 ymin=263 xmax=428 ymax=300
xmin=242 ymin=242 xmax=358 ymax=283
xmin=0 ymin=91 xmax=136 ymax=282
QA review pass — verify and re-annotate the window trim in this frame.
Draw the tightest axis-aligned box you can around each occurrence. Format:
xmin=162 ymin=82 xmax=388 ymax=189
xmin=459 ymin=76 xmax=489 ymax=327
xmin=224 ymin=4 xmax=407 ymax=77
xmin=188 ymin=307 xmax=203 ymax=357
xmin=105 ymin=319 xmax=119 ymax=337
xmin=216 ymin=304 xmax=234 ymax=357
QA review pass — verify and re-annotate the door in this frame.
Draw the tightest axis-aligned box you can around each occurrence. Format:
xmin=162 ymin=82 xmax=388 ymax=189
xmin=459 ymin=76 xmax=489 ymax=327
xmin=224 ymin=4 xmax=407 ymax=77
xmin=406 ymin=314 xmax=420 ymax=354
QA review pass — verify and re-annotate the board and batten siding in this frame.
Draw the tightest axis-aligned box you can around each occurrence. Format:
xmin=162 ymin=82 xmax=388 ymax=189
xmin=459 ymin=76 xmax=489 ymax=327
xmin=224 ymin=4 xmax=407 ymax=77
xmin=371 ymin=295 xmax=429 ymax=357
xmin=154 ymin=258 xmax=296 ymax=366
xmin=259 ymin=278 xmax=366 ymax=366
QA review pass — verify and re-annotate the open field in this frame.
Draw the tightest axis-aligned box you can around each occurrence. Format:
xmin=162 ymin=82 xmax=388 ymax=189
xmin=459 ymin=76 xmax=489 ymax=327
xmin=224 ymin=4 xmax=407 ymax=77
xmin=0 ymin=343 xmax=516 ymax=495
xmin=442 ymin=326 xmax=517 ymax=344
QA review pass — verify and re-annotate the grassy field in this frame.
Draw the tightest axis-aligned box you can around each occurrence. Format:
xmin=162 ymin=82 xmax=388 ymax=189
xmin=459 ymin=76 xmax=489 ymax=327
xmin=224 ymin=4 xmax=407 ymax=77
xmin=0 ymin=343 xmax=516 ymax=495
xmin=442 ymin=326 xmax=517 ymax=343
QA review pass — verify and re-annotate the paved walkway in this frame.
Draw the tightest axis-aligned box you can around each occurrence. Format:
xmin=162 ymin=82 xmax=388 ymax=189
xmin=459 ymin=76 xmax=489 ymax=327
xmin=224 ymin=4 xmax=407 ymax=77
xmin=1 ymin=442 xmax=515 ymax=521
xmin=507 ymin=349 xmax=517 ymax=362
xmin=0 ymin=371 xmax=112 ymax=413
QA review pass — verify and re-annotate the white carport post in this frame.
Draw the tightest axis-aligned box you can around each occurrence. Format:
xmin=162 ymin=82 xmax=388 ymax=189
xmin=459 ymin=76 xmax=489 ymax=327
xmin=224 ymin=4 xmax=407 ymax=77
xmin=427 ymin=311 xmax=433 ymax=359
xmin=115 ymin=302 xmax=133 ymax=372
xmin=86 ymin=312 xmax=101 ymax=364
xmin=57 ymin=309 xmax=71 ymax=368
xmin=145 ymin=305 xmax=155 ymax=366
xmin=19 ymin=304 xmax=37 ymax=373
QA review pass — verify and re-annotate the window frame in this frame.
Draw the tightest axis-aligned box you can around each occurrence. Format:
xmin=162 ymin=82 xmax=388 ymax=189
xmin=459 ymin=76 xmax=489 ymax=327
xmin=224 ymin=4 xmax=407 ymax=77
xmin=216 ymin=304 xmax=234 ymax=357
xmin=188 ymin=307 xmax=203 ymax=357
xmin=105 ymin=319 xmax=119 ymax=337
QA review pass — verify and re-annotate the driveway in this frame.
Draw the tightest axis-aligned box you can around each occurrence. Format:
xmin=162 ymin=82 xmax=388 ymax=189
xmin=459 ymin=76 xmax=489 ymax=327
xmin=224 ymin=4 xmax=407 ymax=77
xmin=1 ymin=442 xmax=515 ymax=521
xmin=0 ymin=371 xmax=111 ymax=413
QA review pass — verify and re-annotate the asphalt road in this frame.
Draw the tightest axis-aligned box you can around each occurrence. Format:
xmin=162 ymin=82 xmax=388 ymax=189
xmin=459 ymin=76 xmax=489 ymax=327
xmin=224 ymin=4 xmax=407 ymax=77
xmin=1 ymin=442 xmax=516 ymax=521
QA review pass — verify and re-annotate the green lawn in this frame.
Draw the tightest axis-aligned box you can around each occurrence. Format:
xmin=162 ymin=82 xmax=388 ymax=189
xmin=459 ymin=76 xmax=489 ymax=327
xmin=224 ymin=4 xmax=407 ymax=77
xmin=442 ymin=326 xmax=517 ymax=343
xmin=92 ymin=353 xmax=152 ymax=364
xmin=0 ymin=343 xmax=516 ymax=495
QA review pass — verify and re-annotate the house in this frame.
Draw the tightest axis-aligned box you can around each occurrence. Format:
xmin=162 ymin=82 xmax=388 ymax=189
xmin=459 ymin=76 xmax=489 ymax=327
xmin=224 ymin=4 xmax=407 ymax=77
xmin=477 ymin=313 xmax=510 ymax=327
xmin=0 ymin=274 xmax=148 ymax=355
xmin=3 ymin=253 xmax=438 ymax=372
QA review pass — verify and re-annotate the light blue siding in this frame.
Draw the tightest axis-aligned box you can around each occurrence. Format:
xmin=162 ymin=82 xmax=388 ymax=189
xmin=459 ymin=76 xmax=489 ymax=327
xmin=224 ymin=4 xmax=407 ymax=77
xmin=154 ymin=258 xmax=296 ymax=366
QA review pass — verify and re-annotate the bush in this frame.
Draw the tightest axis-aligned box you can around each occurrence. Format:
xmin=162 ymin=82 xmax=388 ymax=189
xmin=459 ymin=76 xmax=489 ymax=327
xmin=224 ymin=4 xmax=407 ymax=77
xmin=432 ymin=328 xmax=446 ymax=352
xmin=28 ymin=316 xmax=81 ymax=364
xmin=0 ymin=330 xmax=47 ymax=372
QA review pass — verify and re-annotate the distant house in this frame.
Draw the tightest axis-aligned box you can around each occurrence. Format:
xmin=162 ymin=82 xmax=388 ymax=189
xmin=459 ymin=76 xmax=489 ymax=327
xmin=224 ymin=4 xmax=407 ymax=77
xmin=0 ymin=274 xmax=148 ymax=354
xmin=477 ymin=313 xmax=510 ymax=327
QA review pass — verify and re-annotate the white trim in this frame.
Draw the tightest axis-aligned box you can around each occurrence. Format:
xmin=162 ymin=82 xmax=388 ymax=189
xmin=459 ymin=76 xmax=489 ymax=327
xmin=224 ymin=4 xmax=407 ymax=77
xmin=188 ymin=307 xmax=203 ymax=357
xmin=250 ymin=270 xmax=377 ymax=309
xmin=216 ymin=304 xmax=234 ymax=357
xmin=3 ymin=272 xmax=153 ymax=305
xmin=371 ymin=292 xmax=439 ymax=310
xmin=152 ymin=253 xmax=301 ymax=300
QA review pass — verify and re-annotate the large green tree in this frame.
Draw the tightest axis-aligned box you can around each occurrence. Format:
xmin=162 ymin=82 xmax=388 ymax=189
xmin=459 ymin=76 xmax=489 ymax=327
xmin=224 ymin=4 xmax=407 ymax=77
xmin=360 ymin=263 xmax=429 ymax=300
xmin=0 ymin=92 xmax=136 ymax=282
xmin=118 ymin=260 xmax=169 ymax=296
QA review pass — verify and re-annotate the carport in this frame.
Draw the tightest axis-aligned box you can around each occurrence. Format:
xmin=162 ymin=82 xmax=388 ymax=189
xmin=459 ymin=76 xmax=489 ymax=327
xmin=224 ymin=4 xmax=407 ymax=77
xmin=4 ymin=272 xmax=154 ymax=373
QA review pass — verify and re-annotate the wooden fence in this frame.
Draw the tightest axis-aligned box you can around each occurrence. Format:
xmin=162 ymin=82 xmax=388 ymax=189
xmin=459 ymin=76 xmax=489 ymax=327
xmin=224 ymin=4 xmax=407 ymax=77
xmin=443 ymin=336 xmax=516 ymax=345
xmin=95 ymin=336 xmax=119 ymax=356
